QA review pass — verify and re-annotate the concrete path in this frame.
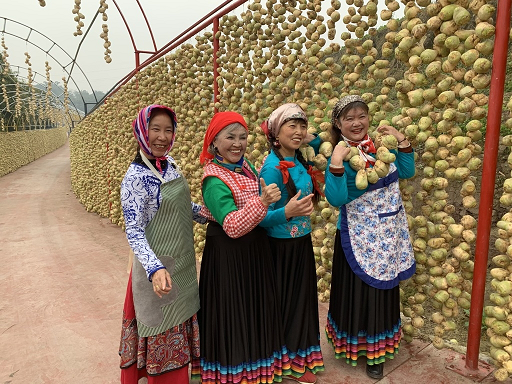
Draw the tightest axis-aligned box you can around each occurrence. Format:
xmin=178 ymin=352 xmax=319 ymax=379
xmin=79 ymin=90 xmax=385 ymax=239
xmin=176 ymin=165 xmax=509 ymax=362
xmin=0 ymin=142 xmax=504 ymax=383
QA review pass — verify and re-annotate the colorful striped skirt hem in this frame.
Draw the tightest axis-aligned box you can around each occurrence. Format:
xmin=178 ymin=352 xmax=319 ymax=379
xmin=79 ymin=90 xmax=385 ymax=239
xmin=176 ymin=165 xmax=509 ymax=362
xmin=192 ymin=346 xmax=291 ymax=383
xmin=325 ymin=312 xmax=401 ymax=366
xmin=287 ymin=345 xmax=325 ymax=377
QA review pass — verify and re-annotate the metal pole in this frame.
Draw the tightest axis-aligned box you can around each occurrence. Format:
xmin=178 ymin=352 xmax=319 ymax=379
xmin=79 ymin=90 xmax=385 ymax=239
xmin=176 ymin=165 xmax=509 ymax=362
xmin=213 ymin=17 xmax=219 ymax=114
xmin=466 ymin=0 xmax=512 ymax=369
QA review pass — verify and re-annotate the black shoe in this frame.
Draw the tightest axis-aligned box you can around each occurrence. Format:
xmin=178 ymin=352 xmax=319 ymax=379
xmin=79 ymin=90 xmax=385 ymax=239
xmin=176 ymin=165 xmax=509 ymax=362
xmin=366 ymin=363 xmax=384 ymax=379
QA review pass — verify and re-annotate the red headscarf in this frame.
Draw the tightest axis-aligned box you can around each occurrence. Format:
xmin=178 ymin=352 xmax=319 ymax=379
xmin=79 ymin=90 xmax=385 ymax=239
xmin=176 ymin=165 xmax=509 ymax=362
xmin=200 ymin=111 xmax=248 ymax=164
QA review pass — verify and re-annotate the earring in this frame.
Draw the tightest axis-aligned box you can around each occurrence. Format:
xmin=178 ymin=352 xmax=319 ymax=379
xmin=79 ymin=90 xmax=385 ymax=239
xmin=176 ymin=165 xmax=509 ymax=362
xmin=214 ymin=146 xmax=219 ymax=153
xmin=274 ymin=138 xmax=281 ymax=148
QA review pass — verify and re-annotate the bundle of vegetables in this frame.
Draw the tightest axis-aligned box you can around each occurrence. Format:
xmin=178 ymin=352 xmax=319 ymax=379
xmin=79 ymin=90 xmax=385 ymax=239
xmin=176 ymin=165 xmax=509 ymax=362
xmin=71 ymin=0 xmax=85 ymax=37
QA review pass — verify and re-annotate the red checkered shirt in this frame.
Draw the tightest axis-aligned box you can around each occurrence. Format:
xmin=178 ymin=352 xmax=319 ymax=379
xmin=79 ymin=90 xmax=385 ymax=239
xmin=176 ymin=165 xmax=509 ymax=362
xmin=201 ymin=161 xmax=267 ymax=238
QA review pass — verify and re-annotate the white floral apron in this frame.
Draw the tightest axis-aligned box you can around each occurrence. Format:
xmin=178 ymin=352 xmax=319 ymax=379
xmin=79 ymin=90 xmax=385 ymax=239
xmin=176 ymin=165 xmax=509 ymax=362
xmin=339 ymin=163 xmax=416 ymax=289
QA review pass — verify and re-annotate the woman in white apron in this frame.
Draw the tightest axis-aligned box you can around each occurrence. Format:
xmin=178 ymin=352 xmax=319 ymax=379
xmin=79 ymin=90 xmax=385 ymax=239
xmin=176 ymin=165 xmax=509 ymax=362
xmin=119 ymin=105 xmax=206 ymax=384
xmin=324 ymin=95 xmax=416 ymax=379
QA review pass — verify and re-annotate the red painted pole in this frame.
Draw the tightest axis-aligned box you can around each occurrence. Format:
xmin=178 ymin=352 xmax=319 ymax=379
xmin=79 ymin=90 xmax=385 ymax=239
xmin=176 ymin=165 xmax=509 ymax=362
xmin=111 ymin=0 xmax=138 ymax=56
xmin=213 ymin=17 xmax=219 ymax=114
xmin=105 ymin=98 xmax=112 ymax=214
xmin=466 ymin=0 xmax=511 ymax=370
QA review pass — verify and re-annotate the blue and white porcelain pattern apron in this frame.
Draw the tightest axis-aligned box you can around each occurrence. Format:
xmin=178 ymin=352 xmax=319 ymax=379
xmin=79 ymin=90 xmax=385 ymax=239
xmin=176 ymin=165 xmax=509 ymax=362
xmin=339 ymin=163 xmax=416 ymax=289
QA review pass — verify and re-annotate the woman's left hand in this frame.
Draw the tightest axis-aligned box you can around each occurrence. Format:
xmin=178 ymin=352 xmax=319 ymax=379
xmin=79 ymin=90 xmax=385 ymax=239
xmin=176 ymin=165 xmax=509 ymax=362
xmin=284 ymin=191 xmax=314 ymax=219
xmin=377 ymin=125 xmax=408 ymax=143
xmin=151 ymin=269 xmax=172 ymax=298
xmin=303 ymin=133 xmax=317 ymax=144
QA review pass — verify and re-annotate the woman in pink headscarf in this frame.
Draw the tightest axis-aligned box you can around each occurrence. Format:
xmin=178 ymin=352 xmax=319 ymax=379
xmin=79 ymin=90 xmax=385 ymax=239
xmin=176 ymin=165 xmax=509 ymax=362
xmin=118 ymin=105 xmax=207 ymax=384
xmin=259 ymin=103 xmax=325 ymax=384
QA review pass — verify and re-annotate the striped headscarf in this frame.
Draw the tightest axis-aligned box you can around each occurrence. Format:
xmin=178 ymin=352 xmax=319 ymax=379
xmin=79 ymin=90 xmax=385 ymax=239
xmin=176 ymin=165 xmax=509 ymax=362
xmin=132 ymin=105 xmax=177 ymax=171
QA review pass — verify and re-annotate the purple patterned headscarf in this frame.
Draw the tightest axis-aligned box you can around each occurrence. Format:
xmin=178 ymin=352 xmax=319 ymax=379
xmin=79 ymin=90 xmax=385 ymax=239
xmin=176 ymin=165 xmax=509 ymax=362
xmin=132 ymin=105 xmax=177 ymax=171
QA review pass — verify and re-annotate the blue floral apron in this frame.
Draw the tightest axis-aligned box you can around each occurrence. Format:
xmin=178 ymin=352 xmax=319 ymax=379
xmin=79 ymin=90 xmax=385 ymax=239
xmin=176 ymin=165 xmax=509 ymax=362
xmin=339 ymin=163 xmax=416 ymax=289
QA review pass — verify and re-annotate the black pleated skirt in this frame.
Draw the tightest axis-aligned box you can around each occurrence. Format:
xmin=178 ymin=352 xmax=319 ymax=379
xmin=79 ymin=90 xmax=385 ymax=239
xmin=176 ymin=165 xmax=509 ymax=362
xmin=193 ymin=222 xmax=290 ymax=384
xmin=325 ymin=230 xmax=402 ymax=366
xmin=268 ymin=235 xmax=324 ymax=376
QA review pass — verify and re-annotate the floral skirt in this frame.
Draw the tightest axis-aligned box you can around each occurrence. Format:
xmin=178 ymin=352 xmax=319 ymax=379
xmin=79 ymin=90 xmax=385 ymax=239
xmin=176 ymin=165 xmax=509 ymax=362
xmin=119 ymin=271 xmax=199 ymax=383
xmin=325 ymin=230 xmax=401 ymax=366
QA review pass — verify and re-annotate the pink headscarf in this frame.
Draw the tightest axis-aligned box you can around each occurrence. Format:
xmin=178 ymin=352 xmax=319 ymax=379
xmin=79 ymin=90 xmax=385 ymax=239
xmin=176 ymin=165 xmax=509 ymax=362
xmin=261 ymin=103 xmax=325 ymax=197
xmin=132 ymin=104 xmax=177 ymax=172
xmin=261 ymin=103 xmax=307 ymax=142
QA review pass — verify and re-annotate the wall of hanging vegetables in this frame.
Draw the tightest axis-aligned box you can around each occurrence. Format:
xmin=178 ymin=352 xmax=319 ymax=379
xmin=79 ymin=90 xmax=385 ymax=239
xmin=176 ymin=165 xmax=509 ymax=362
xmin=0 ymin=34 xmax=71 ymax=176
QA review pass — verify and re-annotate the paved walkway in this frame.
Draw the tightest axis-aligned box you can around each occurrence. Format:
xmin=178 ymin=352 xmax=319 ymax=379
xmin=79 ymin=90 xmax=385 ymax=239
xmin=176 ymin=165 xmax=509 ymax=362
xmin=0 ymin=142 xmax=505 ymax=383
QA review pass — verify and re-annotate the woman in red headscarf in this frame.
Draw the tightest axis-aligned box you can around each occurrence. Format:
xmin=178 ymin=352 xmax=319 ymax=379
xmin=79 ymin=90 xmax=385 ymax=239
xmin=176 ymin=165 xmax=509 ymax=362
xmin=118 ymin=105 xmax=207 ymax=384
xmin=192 ymin=111 xmax=290 ymax=384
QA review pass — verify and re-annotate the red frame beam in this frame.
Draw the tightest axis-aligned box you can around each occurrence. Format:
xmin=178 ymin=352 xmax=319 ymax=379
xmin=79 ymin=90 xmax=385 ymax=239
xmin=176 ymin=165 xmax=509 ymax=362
xmin=111 ymin=0 xmax=139 ymax=65
xmin=213 ymin=17 xmax=219 ymax=113
xmin=111 ymin=0 xmax=158 ymax=68
xmin=108 ymin=0 xmax=248 ymax=96
xmin=135 ymin=0 xmax=157 ymax=52
xmin=466 ymin=0 xmax=512 ymax=370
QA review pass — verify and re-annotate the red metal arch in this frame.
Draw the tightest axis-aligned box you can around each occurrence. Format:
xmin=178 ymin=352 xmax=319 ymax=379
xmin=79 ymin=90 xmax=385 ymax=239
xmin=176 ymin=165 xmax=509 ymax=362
xmin=92 ymin=0 xmax=248 ymax=114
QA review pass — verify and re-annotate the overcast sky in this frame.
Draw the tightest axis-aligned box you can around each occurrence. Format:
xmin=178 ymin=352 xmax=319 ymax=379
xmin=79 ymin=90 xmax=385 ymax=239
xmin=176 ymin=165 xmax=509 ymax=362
xmin=0 ymin=0 xmax=236 ymax=94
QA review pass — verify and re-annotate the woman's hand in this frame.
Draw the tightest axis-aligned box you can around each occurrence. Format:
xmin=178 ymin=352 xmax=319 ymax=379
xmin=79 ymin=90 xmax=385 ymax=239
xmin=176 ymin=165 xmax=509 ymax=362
xmin=151 ymin=268 xmax=172 ymax=298
xmin=377 ymin=125 xmax=405 ymax=141
xmin=260 ymin=178 xmax=281 ymax=206
xmin=330 ymin=143 xmax=351 ymax=167
xmin=284 ymin=191 xmax=314 ymax=219
xmin=303 ymin=133 xmax=317 ymax=144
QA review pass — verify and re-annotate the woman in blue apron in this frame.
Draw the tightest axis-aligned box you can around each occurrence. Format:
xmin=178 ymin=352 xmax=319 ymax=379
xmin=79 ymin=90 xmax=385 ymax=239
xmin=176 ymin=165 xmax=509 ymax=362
xmin=324 ymin=95 xmax=416 ymax=379
xmin=119 ymin=105 xmax=206 ymax=384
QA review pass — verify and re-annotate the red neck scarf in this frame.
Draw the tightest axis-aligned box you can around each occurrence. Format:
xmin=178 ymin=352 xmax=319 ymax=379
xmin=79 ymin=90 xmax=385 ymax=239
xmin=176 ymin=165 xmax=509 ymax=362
xmin=153 ymin=156 xmax=167 ymax=173
xmin=307 ymin=165 xmax=325 ymax=197
xmin=343 ymin=134 xmax=377 ymax=167
xmin=276 ymin=161 xmax=295 ymax=184
xmin=276 ymin=161 xmax=325 ymax=197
